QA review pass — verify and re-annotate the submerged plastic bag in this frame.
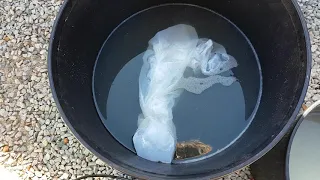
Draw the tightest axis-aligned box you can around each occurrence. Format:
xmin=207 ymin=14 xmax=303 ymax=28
xmin=133 ymin=24 xmax=238 ymax=163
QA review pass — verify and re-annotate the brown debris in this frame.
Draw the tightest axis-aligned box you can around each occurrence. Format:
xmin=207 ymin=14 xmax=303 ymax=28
xmin=175 ymin=140 xmax=212 ymax=160
xmin=3 ymin=36 xmax=10 ymax=42
xmin=63 ymin=137 xmax=69 ymax=145
xmin=2 ymin=145 xmax=9 ymax=152
xmin=302 ymin=104 xmax=308 ymax=111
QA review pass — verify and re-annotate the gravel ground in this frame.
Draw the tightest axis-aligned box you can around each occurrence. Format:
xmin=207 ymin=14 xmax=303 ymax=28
xmin=0 ymin=0 xmax=317 ymax=179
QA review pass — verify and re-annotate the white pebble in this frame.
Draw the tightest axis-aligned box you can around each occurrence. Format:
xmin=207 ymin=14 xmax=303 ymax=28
xmin=96 ymin=159 xmax=105 ymax=166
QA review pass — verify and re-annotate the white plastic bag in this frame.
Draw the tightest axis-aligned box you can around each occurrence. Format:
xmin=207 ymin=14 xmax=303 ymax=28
xmin=133 ymin=24 xmax=238 ymax=163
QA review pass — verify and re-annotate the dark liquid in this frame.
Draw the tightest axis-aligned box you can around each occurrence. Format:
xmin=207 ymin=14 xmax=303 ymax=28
xmin=93 ymin=4 xmax=262 ymax=163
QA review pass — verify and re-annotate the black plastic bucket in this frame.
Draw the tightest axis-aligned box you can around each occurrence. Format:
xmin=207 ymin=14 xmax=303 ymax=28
xmin=48 ymin=0 xmax=311 ymax=179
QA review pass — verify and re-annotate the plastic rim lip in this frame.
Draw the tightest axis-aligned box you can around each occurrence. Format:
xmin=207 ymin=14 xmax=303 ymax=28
xmin=285 ymin=100 xmax=320 ymax=180
xmin=48 ymin=1 xmax=312 ymax=179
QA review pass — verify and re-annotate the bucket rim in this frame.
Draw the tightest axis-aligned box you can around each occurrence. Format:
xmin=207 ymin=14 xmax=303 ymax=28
xmin=48 ymin=1 xmax=312 ymax=179
xmin=285 ymin=100 xmax=320 ymax=180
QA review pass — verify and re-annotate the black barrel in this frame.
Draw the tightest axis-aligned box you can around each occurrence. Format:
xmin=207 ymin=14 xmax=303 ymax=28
xmin=48 ymin=0 xmax=311 ymax=179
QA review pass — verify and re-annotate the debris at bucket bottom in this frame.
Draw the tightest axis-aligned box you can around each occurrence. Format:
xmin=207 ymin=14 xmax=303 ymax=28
xmin=132 ymin=24 xmax=238 ymax=163
xmin=175 ymin=140 xmax=212 ymax=160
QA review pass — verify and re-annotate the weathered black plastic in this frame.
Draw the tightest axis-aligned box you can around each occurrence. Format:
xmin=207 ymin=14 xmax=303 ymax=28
xmin=250 ymin=119 xmax=297 ymax=180
xmin=48 ymin=0 xmax=311 ymax=179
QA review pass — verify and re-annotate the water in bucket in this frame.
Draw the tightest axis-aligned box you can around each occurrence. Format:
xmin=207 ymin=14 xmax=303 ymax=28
xmin=93 ymin=4 xmax=262 ymax=163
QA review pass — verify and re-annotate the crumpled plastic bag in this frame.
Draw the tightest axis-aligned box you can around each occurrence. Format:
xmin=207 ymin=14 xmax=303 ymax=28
xmin=133 ymin=24 xmax=238 ymax=163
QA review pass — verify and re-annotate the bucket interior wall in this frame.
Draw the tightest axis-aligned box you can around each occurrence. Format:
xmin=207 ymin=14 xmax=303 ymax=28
xmin=49 ymin=0 xmax=310 ymax=179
